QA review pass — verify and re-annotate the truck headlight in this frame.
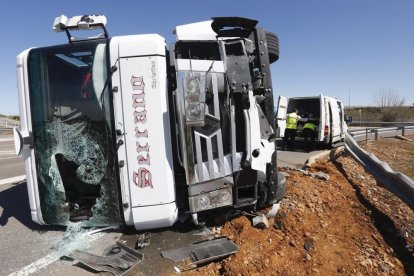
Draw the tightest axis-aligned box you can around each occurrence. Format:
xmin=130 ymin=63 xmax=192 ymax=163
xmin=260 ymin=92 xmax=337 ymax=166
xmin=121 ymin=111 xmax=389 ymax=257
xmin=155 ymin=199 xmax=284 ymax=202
xmin=197 ymin=196 xmax=211 ymax=210
xmin=189 ymin=187 xmax=233 ymax=213
xmin=185 ymin=77 xmax=200 ymax=93
xmin=183 ymin=73 xmax=205 ymax=126
xmin=186 ymin=103 xmax=202 ymax=120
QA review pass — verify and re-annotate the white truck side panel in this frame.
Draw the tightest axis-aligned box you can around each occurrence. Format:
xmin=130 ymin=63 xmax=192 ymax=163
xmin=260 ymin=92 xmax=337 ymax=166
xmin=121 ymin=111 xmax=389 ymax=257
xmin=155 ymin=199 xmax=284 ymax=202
xmin=112 ymin=35 xmax=177 ymax=229
xmin=16 ymin=49 xmax=45 ymax=224
xmin=118 ymin=34 xmax=166 ymax=57
xmin=132 ymin=202 xmax=177 ymax=230
xmin=339 ymin=101 xmax=348 ymax=137
xmin=323 ymin=96 xmax=331 ymax=143
xmin=318 ymin=94 xmax=325 ymax=142
xmin=119 ymin=56 xmax=176 ymax=206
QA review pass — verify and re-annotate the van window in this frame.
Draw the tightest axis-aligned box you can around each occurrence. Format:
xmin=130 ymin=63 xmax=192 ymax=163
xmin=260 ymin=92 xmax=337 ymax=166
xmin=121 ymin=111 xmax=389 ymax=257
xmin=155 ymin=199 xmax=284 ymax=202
xmin=287 ymin=98 xmax=320 ymax=118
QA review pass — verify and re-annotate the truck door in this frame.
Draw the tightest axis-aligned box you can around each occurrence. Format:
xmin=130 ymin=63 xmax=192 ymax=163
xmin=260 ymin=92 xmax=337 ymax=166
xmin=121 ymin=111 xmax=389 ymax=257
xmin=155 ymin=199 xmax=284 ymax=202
xmin=318 ymin=94 xmax=325 ymax=142
xmin=337 ymin=101 xmax=346 ymax=138
xmin=16 ymin=41 xmax=123 ymax=226
xmin=276 ymin=96 xmax=288 ymax=137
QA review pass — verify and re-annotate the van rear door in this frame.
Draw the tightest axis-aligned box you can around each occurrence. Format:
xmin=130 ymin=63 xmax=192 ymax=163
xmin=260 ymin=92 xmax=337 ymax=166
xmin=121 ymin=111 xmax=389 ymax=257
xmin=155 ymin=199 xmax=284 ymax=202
xmin=337 ymin=101 xmax=346 ymax=138
xmin=328 ymin=98 xmax=341 ymax=143
xmin=318 ymin=94 xmax=325 ymax=142
xmin=276 ymin=96 xmax=288 ymax=137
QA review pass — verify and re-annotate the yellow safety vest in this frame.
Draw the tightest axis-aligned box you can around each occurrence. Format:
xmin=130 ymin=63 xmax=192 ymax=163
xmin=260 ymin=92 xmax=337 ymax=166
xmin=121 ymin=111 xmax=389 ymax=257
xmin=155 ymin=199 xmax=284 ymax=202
xmin=286 ymin=113 xmax=299 ymax=129
xmin=303 ymin=122 xmax=316 ymax=131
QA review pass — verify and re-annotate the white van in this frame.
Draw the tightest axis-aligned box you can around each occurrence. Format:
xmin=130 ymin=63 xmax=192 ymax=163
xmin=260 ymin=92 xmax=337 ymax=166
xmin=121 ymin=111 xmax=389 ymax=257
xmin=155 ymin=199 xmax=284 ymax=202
xmin=276 ymin=94 xmax=348 ymax=146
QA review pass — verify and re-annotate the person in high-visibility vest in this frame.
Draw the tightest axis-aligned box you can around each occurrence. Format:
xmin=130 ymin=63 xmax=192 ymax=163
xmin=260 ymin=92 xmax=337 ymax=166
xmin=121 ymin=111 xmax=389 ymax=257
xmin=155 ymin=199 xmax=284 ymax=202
xmin=303 ymin=116 xmax=317 ymax=151
xmin=281 ymin=108 xmax=307 ymax=151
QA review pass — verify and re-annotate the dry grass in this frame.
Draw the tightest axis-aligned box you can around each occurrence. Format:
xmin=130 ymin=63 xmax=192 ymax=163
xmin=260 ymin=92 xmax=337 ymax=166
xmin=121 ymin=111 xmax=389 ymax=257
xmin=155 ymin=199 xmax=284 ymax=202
xmin=345 ymin=106 xmax=414 ymax=122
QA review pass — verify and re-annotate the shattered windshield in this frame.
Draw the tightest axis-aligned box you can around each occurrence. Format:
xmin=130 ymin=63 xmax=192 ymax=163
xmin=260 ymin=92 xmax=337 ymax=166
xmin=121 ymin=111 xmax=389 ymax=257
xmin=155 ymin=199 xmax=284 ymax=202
xmin=28 ymin=40 xmax=122 ymax=226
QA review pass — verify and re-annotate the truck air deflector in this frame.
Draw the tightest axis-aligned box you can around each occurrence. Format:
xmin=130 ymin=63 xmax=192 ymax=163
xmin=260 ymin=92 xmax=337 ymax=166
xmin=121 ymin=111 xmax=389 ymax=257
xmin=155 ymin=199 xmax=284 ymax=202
xmin=211 ymin=17 xmax=258 ymax=33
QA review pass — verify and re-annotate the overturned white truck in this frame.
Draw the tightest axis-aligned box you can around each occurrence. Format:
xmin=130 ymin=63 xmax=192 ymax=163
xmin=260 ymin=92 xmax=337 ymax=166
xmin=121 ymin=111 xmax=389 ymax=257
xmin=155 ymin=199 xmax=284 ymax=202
xmin=14 ymin=15 xmax=284 ymax=230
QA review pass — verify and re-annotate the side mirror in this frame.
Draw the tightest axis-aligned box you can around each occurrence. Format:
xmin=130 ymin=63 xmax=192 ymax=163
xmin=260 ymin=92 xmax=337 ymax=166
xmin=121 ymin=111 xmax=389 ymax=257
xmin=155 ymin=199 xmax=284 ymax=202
xmin=345 ymin=115 xmax=352 ymax=123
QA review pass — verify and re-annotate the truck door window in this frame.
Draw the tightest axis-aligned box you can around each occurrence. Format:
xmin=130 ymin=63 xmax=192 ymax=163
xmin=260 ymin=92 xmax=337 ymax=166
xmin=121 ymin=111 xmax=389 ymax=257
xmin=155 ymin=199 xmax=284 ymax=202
xmin=27 ymin=41 xmax=122 ymax=226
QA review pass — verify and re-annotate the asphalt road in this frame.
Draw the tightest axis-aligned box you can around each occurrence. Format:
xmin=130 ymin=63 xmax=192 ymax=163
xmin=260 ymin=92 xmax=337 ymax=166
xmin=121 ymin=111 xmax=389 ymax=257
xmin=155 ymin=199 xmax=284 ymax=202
xmin=0 ymin=135 xmax=25 ymax=181
xmin=276 ymin=138 xmax=329 ymax=169
xmin=0 ymin=130 xmax=324 ymax=276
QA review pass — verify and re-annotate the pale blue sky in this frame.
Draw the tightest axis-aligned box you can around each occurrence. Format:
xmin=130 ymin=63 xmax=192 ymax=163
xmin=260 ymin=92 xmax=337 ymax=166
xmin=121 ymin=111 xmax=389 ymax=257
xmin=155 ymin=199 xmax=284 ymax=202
xmin=0 ymin=0 xmax=413 ymax=115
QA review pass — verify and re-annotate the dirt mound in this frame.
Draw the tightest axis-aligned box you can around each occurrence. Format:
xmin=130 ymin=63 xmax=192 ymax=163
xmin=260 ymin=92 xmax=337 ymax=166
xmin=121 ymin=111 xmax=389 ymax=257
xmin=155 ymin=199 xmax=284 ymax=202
xmin=186 ymin=158 xmax=413 ymax=275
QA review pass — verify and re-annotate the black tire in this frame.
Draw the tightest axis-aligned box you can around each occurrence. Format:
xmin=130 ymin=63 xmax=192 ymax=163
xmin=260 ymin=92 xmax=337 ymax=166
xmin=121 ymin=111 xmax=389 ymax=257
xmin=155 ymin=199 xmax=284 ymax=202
xmin=265 ymin=31 xmax=279 ymax=63
xmin=275 ymin=172 xmax=286 ymax=203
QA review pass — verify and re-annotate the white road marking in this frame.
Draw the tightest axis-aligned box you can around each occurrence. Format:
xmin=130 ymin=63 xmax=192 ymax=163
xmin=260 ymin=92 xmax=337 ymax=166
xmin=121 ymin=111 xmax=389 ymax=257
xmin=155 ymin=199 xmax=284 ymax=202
xmin=8 ymin=254 xmax=59 ymax=276
xmin=0 ymin=175 xmax=26 ymax=186
xmin=0 ymin=156 xmax=20 ymax=160
xmin=0 ymin=138 xmax=14 ymax=142
xmin=0 ymin=151 xmax=15 ymax=155
xmin=8 ymin=233 xmax=106 ymax=276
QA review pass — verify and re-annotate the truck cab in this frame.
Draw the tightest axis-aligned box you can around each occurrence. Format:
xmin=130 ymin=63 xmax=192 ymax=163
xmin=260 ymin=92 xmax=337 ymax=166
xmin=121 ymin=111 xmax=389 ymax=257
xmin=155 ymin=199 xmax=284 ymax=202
xmin=14 ymin=15 xmax=284 ymax=230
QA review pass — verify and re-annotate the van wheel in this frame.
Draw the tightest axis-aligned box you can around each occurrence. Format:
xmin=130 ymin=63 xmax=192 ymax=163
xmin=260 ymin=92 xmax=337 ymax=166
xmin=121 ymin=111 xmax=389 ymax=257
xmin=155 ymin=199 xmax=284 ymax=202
xmin=265 ymin=31 xmax=279 ymax=63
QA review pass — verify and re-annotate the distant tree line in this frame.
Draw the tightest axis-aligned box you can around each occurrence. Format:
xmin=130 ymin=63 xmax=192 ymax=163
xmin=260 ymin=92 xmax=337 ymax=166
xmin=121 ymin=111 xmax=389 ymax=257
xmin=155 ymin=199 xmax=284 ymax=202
xmin=345 ymin=89 xmax=412 ymax=122
xmin=373 ymin=88 xmax=405 ymax=121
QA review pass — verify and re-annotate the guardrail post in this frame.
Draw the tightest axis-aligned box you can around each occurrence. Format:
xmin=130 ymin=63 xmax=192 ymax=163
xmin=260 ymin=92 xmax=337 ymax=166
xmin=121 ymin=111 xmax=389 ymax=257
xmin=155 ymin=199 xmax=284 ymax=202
xmin=402 ymin=126 xmax=406 ymax=136
xmin=365 ymin=128 xmax=368 ymax=142
xmin=372 ymin=129 xmax=379 ymax=140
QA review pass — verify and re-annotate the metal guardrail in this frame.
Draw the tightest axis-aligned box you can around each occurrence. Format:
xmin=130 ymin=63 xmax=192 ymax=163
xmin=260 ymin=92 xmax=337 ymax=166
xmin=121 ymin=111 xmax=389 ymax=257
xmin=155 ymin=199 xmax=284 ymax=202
xmin=348 ymin=125 xmax=414 ymax=140
xmin=350 ymin=121 xmax=414 ymax=127
xmin=0 ymin=118 xmax=20 ymax=128
xmin=344 ymin=132 xmax=414 ymax=210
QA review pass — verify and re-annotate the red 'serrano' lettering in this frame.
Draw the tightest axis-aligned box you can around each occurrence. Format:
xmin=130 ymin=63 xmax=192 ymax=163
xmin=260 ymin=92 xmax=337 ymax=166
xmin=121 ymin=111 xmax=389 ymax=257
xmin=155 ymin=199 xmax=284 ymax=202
xmin=131 ymin=75 xmax=152 ymax=188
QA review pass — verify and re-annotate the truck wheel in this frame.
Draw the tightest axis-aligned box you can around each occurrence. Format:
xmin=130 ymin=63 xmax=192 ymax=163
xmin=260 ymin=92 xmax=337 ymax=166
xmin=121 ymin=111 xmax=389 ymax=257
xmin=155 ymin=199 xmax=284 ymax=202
xmin=265 ymin=31 xmax=279 ymax=63
xmin=275 ymin=172 xmax=286 ymax=203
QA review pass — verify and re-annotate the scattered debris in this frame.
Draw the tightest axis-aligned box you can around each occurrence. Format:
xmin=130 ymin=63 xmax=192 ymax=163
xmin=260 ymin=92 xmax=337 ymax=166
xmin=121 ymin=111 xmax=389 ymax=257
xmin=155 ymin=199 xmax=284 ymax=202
xmin=65 ymin=241 xmax=143 ymax=276
xmin=161 ymin=237 xmax=238 ymax=271
xmin=274 ymin=220 xmax=283 ymax=230
xmin=135 ymin=232 xmax=151 ymax=249
xmin=266 ymin=203 xmax=281 ymax=219
xmin=303 ymin=241 xmax=313 ymax=251
xmin=309 ymin=171 xmax=330 ymax=181
xmin=70 ymin=250 xmax=132 ymax=270
xmin=87 ymin=226 xmax=120 ymax=235
xmin=252 ymin=213 xmax=269 ymax=229
xmin=193 ymin=226 xmax=215 ymax=236
xmin=52 ymin=224 xmax=103 ymax=256
xmin=380 ymin=263 xmax=390 ymax=272
xmin=194 ymin=226 xmax=223 ymax=238
xmin=73 ymin=259 xmax=124 ymax=276
xmin=280 ymin=171 xmax=290 ymax=178
xmin=395 ymin=135 xmax=413 ymax=142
